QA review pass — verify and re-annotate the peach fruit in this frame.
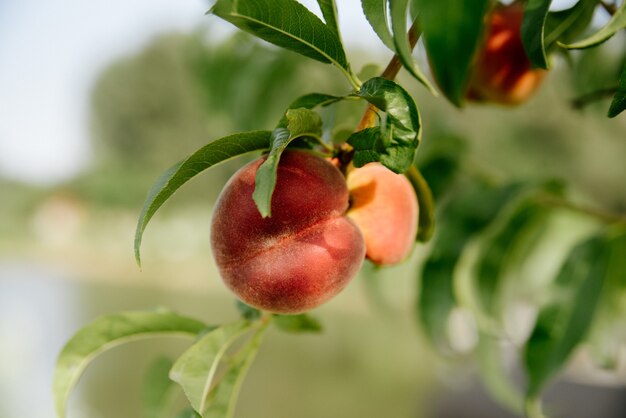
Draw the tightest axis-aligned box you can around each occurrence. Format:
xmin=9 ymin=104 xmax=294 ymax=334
xmin=210 ymin=150 xmax=365 ymax=314
xmin=466 ymin=2 xmax=547 ymax=105
xmin=347 ymin=163 xmax=418 ymax=265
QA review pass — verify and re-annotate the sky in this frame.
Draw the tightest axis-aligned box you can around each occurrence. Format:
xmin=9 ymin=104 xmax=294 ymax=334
xmin=0 ymin=0 xmax=593 ymax=184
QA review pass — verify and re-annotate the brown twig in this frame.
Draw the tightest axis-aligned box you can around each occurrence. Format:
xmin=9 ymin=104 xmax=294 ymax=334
xmin=336 ymin=19 xmax=422 ymax=170
xmin=571 ymin=87 xmax=618 ymax=110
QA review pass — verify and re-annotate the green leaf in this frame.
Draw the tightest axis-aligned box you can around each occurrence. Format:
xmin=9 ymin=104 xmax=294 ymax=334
xmin=142 ymin=357 xmax=177 ymax=418
xmin=404 ymin=165 xmax=435 ymax=242
xmin=477 ymin=334 xmax=524 ymax=414
xmin=169 ymin=320 xmax=251 ymax=416
xmin=348 ymin=77 xmax=421 ymax=173
xmin=174 ymin=408 xmax=201 ymax=418
xmin=586 ymin=229 xmax=626 ymax=368
xmin=544 ymin=0 xmax=598 ymax=48
xmin=317 ymin=0 xmax=340 ymax=37
xmin=203 ymin=324 xmax=268 ymax=418
xmin=416 ymin=0 xmax=490 ymax=105
xmin=134 ymin=130 xmax=272 ymax=267
xmin=521 ymin=0 xmax=553 ymax=69
xmin=236 ymin=301 xmax=262 ymax=321
xmin=524 ymin=234 xmax=611 ymax=397
xmin=53 ymin=310 xmax=205 ymax=418
xmin=608 ymin=64 xmax=626 ymax=118
xmin=253 ymin=109 xmax=323 ymax=217
xmin=415 ymin=135 xmax=468 ymax=200
xmin=559 ymin=1 xmax=626 ymax=49
xmin=417 ymin=182 xmax=525 ymax=351
xmin=389 ymin=0 xmax=437 ymax=94
xmin=361 ymin=0 xmax=395 ymax=50
xmin=273 ymin=314 xmax=323 ymax=333
xmin=210 ymin=0 xmax=356 ymax=87
xmin=277 ymin=93 xmax=342 ymax=128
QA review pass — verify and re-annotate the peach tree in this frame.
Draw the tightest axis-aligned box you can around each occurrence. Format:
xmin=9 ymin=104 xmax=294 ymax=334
xmin=54 ymin=1 xmax=626 ymax=417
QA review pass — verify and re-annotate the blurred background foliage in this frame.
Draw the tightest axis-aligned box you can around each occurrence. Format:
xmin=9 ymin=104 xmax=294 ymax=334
xmin=1 ymin=22 xmax=626 ymax=418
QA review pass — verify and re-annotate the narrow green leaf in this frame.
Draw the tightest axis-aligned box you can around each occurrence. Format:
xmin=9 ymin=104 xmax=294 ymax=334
xmin=273 ymin=314 xmax=323 ymax=333
xmin=348 ymin=77 xmax=421 ymax=173
xmin=524 ymin=234 xmax=611 ymax=397
xmin=521 ymin=0 xmax=553 ymax=69
xmin=253 ymin=109 xmax=323 ymax=217
xmin=418 ymin=182 xmax=525 ymax=350
xmin=134 ymin=131 xmax=272 ymax=266
xmin=169 ymin=320 xmax=251 ymax=416
xmin=317 ymin=0 xmax=340 ymax=37
xmin=203 ymin=324 xmax=268 ymax=418
xmin=210 ymin=0 xmax=355 ymax=86
xmin=544 ymin=0 xmax=598 ymax=48
xmin=277 ymin=93 xmax=342 ymax=128
xmin=477 ymin=334 xmax=524 ymax=414
xmin=389 ymin=0 xmax=437 ymax=94
xmin=559 ymin=1 xmax=626 ymax=49
xmin=53 ymin=310 xmax=205 ymax=418
xmin=361 ymin=0 xmax=395 ymax=50
xmin=586 ymin=230 xmax=626 ymax=368
xmin=404 ymin=165 xmax=435 ymax=242
xmin=608 ymin=64 xmax=626 ymax=118
xmin=416 ymin=0 xmax=490 ymax=105
xmin=142 ymin=357 xmax=177 ymax=418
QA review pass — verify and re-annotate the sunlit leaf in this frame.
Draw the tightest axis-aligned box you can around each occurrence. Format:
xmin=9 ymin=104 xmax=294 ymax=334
xmin=404 ymin=165 xmax=435 ymax=242
xmin=361 ymin=0 xmax=395 ymax=50
xmin=317 ymin=0 xmax=340 ymax=37
xmin=416 ymin=0 xmax=490 ymax=105
xmin=389 ymin=0 xmax=437 ymax=94
xmin=134 ymin=131 xmax=272 ymax=266
xmin=170 ymin=320 xmax=251 ymax=416
xmin=559 ymin=1 xmax=626 ymax=49
xmin=253 ymin=109 xmax=323 ymax=217
xmin=142 ymin=357 xmax=177 ymax=418
xmin=524 ymin=234 xmax=611 ymax=397
xmin=53 ymin=310 xmax=205 ymax=418
xmin=273 ymin=314 xmax=323 ymax=333
xmin=203 ymin=324 xmax=268 ymax=418
xmin=211 ymin=0 xmax=356 ymax=86
xmin=522 ymin=0 xmax=553 ymax=69
xmin=608 ymin=64 xmax=626 ymax=118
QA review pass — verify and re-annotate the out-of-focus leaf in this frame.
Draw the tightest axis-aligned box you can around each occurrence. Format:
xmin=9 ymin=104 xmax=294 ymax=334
xmin=169 ymin=320 xmax=251 ymax=416
xmin=524 ymin=234 xmax=611 ymax=398
xmin=586 ymin=229 xmax=626 ymax=368
xmin=477 ymin=334 xmax=524 ymax=414
xmin=608 ymin=64 xmax=626 ymax=118
xmin=418 ymin=182 xmax=525 ymax=351
xmin=253 ymin=109 xmax=323 ymax=217
xmin=415 ymin=135 xmax=467 ymax=200
xmin=361 ymin=0 xmax=395 ymax=50
xmin=348 ymin=77 xmax=421 ymax=173
xmin=544 ymin=0 xmax=598 ymax=48
xmin=416 ymin=0 xmax=490 ymax=105
xmin=273 ymin=314 xmax=323 ymax=333
xmin=389 ymin=0 xmax=437 ymax=94
xmin=404 ymin=166 xmax=435 ymax=242
xmin=134 ymin=131 xmax=272 ymax=266
xmin=559 ymin=1 xmax=626 ymax=49
xmin=277 ymin=93 xmax=342 ymax=128
xmin=211 ymin=0 xmax=355 ymax=85
xmin=522 ymin=0 xmax=553 ymax=69
xmin=142 ymin=357 xmax=177 ymax=418
xmin=236 ymin=301 xmax=262 ymax=321
xmin=317 ymin=0 xmax=340 ymax=37
xmin=54 ymin=310 xmax=205 ymax=418
xmin=174 ymin=408 xmax=201 ymax=418
xmin=204 ymin=324 xmax=268 ymax=418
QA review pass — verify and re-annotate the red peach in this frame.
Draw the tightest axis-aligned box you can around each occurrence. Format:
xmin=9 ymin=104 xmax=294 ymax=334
xmin=347 ymin=163 xmax=418 ymax=265
xmin=210 ymin=150 xmax=365 ymax=314
xmin=467 ymin=2 xmax=547 ymax=105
